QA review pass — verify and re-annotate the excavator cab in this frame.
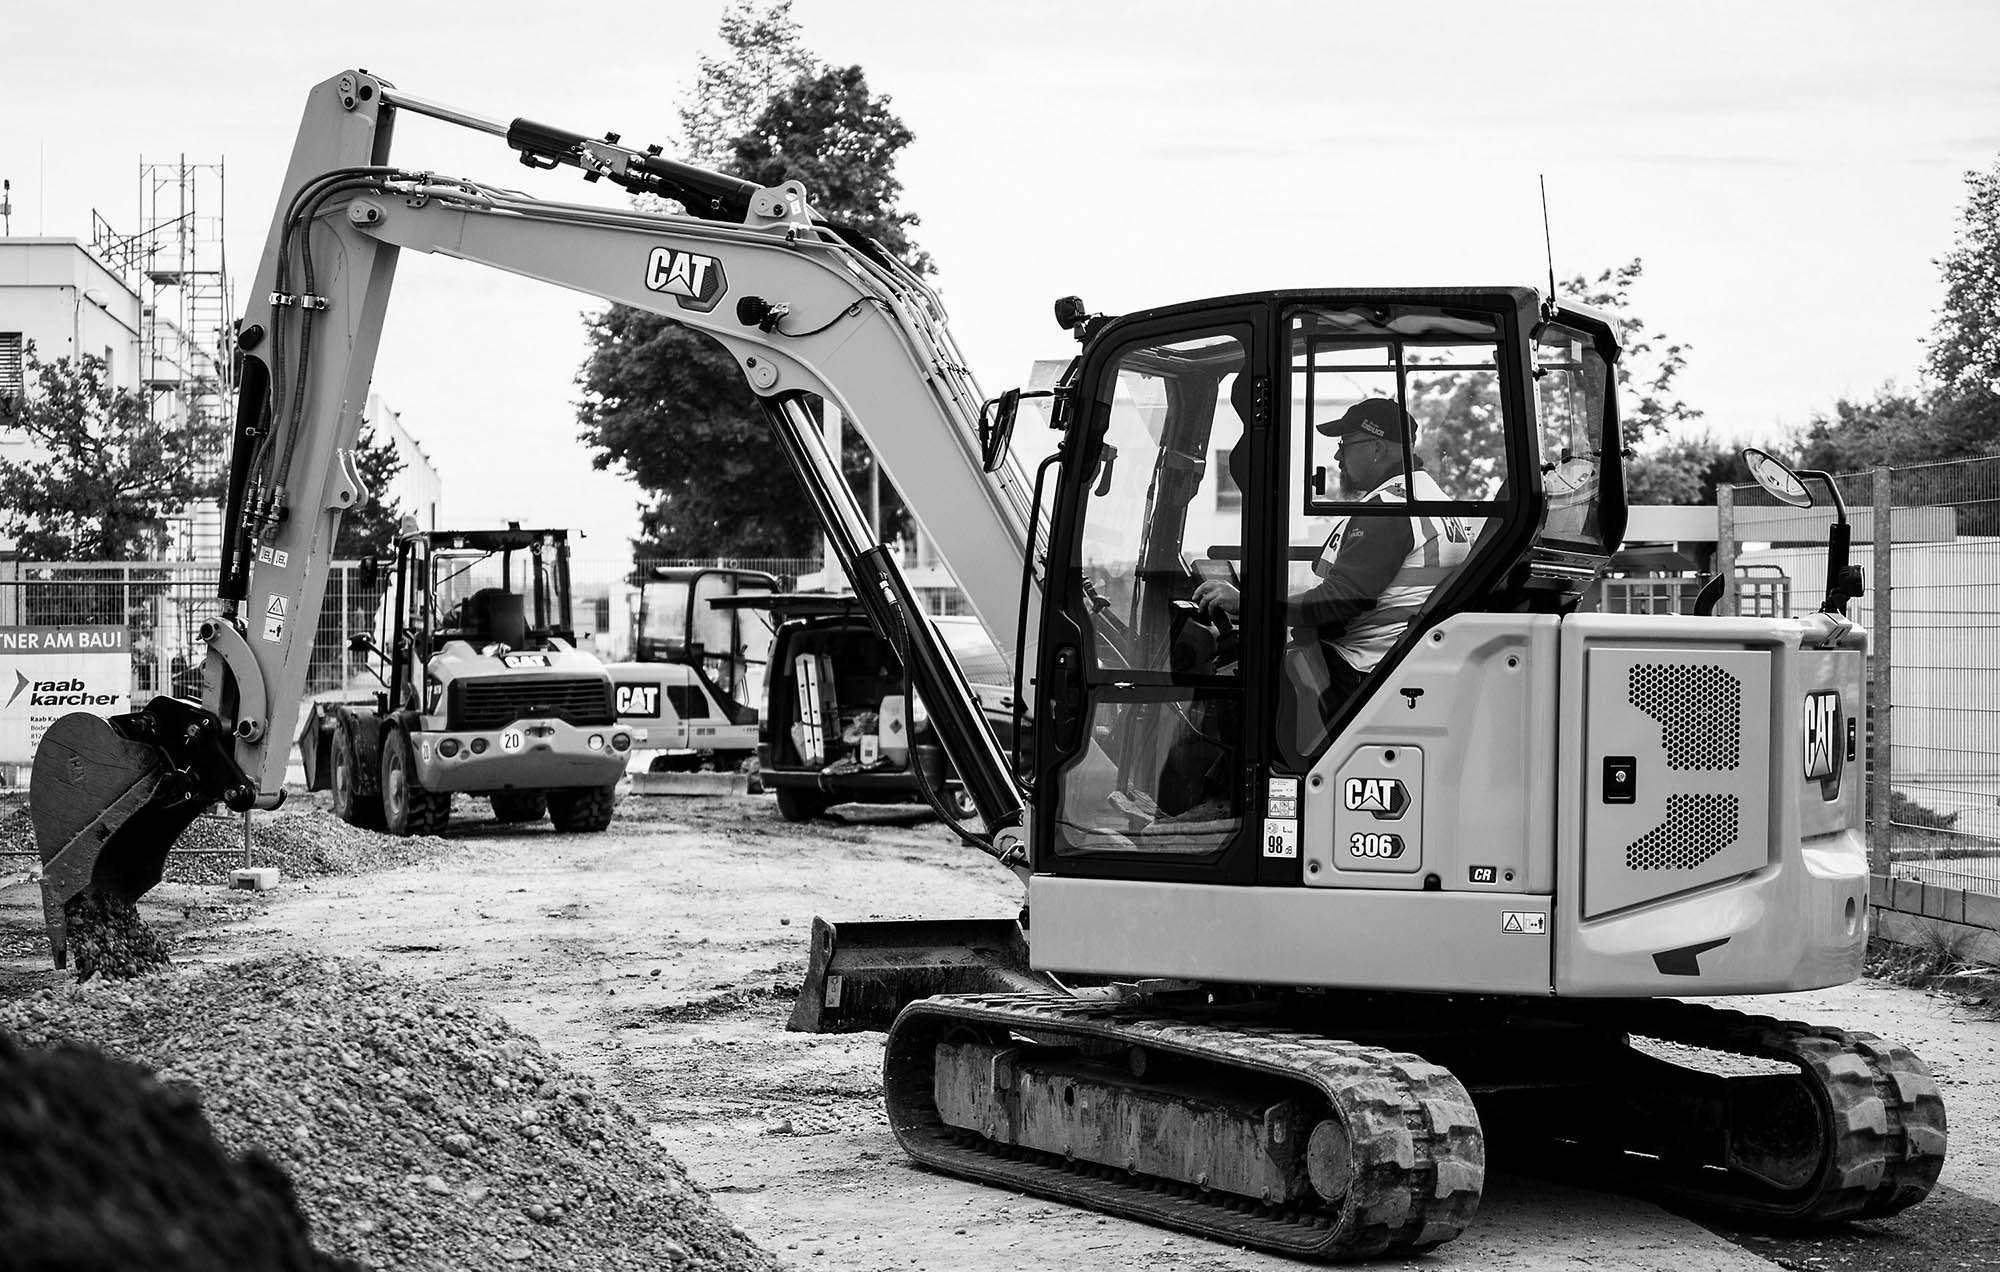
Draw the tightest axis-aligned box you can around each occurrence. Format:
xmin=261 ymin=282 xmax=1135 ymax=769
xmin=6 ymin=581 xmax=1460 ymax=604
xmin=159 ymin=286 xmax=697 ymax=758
xmin=1030 ymin=288 xmax=1617 ymax=883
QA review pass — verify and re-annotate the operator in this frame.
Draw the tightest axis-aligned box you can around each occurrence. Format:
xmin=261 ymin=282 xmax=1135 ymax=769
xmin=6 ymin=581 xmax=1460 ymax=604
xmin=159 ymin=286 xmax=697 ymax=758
xmin=1192 ymin=397 xmax=1470 ymax=730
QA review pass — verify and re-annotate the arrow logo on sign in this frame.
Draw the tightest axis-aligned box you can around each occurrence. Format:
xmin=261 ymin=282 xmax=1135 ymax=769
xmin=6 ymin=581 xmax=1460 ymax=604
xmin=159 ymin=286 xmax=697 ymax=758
xmin=6 ymin=671 xmax=26 ymax=708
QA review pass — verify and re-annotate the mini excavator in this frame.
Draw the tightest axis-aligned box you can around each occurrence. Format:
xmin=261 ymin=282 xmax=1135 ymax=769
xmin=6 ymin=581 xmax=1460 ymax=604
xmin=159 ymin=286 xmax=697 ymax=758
xmin=29 ymin=70 xmax=1943 ymax=1259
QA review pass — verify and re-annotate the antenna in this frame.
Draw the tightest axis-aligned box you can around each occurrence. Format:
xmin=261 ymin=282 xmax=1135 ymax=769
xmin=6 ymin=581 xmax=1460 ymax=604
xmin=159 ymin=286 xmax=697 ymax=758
xmin=1539 ymin=174 xmax=1558 ymax=315
xmin=1 ymin=178 xmax=10 ymax=236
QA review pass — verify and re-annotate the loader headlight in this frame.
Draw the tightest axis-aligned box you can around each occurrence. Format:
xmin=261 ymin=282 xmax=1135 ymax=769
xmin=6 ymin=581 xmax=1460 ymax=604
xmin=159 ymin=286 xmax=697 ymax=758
xmin=611 ymin=732 xmax=631 ymax=752
xmin=439 ymin=738 xmax=461 ymax=758
xmin=470 ymin=737 xmax=489 ymax=755
xmin=587 ymin=734 xmax=605 ymax=750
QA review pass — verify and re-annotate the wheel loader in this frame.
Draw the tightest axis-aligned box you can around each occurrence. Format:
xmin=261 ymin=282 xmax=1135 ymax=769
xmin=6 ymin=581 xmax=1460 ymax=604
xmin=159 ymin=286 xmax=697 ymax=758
xmin=25 ymin=69 xmax=1944 ymax=1260
xmin=605 ymin=563 xmax=775 ymax=773
xmin=295 ymin=523 xmax=633 ymax=835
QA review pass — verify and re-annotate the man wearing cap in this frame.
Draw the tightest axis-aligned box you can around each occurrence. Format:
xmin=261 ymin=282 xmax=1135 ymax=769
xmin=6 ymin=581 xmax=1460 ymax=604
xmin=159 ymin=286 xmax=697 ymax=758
xmin=1193 ymin=396 xmax=1470 ymax=733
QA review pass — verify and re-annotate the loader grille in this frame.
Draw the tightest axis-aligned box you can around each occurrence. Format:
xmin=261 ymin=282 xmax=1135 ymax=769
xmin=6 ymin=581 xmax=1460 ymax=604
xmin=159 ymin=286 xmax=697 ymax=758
xmin=1625 ymin=793 xmax=1741 ymax=871
xmin=448 ymin=677 xmax=615 ymax=730
xmin=1628 ymin=663 xmax=1742 ymax=771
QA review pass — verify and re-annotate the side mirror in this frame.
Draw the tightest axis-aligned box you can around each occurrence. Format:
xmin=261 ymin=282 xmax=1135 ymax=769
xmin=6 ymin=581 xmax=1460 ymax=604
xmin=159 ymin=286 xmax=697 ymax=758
xmin=358 ymin=553 xmax=381 ymax=588
xmin=978 ymin=390 xmax=1022 ymax=474
xmin=347 ymin=631 xmax=380 ymax=655
xmin=1741 ymin=447 xmax=1814 ymax=509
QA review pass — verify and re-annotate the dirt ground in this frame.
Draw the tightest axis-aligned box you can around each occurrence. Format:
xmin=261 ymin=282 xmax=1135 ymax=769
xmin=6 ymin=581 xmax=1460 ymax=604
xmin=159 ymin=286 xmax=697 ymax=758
xmin=5 ymin=786 xmax=2000 ymax=1271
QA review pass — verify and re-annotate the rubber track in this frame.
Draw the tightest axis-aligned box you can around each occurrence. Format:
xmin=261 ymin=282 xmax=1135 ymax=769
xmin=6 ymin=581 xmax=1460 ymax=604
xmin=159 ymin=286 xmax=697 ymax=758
xmin=884 ymin=993 xmax=1483 ymax=1260
xmin=1589 ymin=999 xmax=1946 ymax=1222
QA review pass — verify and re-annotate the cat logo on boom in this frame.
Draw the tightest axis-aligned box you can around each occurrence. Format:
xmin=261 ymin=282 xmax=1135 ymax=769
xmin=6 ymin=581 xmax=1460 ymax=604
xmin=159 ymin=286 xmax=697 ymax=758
xmin=1343 ymin=777 xmax=1409 ymax=820
xmin=643 ymin=247 xmax=727 ymax=313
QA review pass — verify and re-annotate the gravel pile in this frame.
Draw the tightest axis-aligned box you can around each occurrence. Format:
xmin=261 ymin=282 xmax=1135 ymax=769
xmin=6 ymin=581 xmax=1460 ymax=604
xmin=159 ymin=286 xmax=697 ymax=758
xmin=0 ymin=952 xmax=788 ymax=1272
xmin=0 ymin=797 xmax=450 ymax=888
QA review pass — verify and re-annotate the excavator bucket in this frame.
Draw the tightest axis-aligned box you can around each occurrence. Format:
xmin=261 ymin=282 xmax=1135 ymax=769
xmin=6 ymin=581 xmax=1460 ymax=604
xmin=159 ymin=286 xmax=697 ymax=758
xmin=30 ymin=711 xmax=207 ymax=969
xmin=786 ymin=915 xmax=1057 ymax=1033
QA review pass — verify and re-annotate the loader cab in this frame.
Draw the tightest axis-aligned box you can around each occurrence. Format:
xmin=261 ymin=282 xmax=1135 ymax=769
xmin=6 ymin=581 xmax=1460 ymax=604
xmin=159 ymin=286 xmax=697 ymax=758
xmin=1031 ymin=287 xmax=1622 ymax=883
xmin=630 ymin=564 xmax=780 ymax=706
xmin=386 ymin=526 xmax=577 ymax=713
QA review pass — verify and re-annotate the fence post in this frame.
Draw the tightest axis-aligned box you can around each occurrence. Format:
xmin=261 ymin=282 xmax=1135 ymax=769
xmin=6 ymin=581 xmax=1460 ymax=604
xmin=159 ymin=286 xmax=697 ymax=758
xmin=1715 ymin=484 xmax=1737 ymax=617
xmin=1869 ymin=465 xmax=1893 ymax=878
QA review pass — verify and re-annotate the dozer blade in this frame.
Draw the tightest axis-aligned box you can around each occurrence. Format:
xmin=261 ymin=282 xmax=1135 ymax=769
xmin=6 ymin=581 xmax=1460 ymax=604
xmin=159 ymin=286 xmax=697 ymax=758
xmin=31 ymin=710 xmax=210 ymax=969
xmin=787 ymin=916 xmax=1058 ymax=1033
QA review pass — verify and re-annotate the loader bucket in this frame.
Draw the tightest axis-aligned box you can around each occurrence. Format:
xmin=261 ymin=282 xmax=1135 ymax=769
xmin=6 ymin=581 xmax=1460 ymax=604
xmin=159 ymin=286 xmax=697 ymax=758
xmin=31 ymin=711 xmax=207 ymax=969
xmin=786 ymin=915 xmax=1059 ymax=1033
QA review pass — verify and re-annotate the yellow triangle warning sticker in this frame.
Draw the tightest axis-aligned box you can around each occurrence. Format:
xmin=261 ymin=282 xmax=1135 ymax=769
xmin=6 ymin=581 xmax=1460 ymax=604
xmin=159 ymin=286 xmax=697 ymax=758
xmin=1502 ymin=913 xmax=1524 ymax=933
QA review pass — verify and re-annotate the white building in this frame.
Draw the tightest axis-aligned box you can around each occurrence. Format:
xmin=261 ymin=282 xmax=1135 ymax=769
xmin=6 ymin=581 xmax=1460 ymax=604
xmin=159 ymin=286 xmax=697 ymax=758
xmin=365 ymin=390 xmax=443 ymax=533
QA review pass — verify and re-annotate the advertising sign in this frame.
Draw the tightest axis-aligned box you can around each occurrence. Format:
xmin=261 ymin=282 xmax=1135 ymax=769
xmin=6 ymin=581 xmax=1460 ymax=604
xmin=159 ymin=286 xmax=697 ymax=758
xmin=0 ymin=626 xmax=130 ymax=763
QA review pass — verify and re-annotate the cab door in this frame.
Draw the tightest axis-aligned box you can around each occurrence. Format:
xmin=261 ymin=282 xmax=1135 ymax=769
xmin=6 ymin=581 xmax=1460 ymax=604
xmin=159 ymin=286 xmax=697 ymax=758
xmin=1033 ymin=308 xmax=1274 ymax=883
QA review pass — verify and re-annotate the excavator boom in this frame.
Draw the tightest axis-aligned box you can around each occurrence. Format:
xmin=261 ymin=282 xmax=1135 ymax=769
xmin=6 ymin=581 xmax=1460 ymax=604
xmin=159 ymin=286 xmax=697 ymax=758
xmin=31 ymin=68 xmax=1036 ymax=964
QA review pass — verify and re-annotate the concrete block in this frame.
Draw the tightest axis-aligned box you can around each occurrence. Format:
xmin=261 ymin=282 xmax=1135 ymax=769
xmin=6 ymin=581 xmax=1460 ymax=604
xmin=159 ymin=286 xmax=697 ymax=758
xmin=230 ymin=867 xmax=281 ymax=891
xmin=629 ymin=771 xmax=751 ymax=798
xmin=1919 ymin=881 xmax=1965 ymax=924
xmin=1869 ymin=873 xmax=1894 ymax=907
xmin=1875 ymin=906 xmax=2000 ymax=968
xmin=1963 ymin=890 xmax=2000 ymax=934
xmin=1892 ymin=876 xmax=1925 ymax=915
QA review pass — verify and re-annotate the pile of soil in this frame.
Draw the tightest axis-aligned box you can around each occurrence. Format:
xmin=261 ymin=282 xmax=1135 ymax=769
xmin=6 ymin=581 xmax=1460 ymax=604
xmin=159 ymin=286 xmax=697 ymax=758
xmin=0 ymin=952 xmax=786 ymax=1272
xmin=0 ymin=1029 xmax=358 ymax=1271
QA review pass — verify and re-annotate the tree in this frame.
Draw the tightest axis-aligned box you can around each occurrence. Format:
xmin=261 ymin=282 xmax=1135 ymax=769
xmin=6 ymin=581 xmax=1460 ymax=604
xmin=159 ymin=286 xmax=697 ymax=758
xmin=332 ymin=421 xmax=409 ymax=560
xmin=1567 ymin=259 xmax=1703 ymax=447
xmin=0 ymin=343 xmax=221 ymax=560
xmin=1412 ymin=257 xmax=1703 ymax=500
xmin=1625 ymin=435 xmax=1752 ymax=506
xmin=578 ymin=17 xmax=931 ymax=557
xmin=1799 ymin=155 xmax=2000 ymax=470
xmin=1928 ymin=155 xmax=2000 ymax=404
xmin=1796 ymin=385 xmax=1935 ymax=473
xmin=676 ymin=0 xmax=818 ymax=170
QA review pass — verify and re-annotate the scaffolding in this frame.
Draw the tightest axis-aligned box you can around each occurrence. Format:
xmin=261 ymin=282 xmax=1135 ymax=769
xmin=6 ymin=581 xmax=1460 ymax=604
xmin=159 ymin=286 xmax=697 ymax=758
xmin=89 ymin=157 xmax=235 ymax=562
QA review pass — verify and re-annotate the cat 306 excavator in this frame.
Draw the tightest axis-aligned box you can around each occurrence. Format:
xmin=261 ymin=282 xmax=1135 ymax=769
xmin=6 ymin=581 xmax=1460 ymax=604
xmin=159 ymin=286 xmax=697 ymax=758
xmin=29 ymin=70 xmax=1943 ymax=1260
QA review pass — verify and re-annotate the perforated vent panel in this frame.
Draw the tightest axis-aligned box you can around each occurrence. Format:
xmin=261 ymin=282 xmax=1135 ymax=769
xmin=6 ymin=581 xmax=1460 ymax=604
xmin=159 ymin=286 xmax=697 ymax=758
xmin=1624 ymin=793 xmax=1741 ymax=870
xmin=1627 ymin=664 xmax=1742 ymax=771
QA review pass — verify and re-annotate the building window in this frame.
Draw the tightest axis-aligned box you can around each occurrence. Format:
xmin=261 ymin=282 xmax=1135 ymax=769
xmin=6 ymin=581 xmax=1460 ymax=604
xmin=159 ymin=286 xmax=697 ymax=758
xmin=0 ymin=332 xmax=22 ymax=399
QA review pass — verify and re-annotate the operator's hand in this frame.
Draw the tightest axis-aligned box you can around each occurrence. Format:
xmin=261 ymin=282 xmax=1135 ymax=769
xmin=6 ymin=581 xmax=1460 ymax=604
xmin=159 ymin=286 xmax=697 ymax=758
xmin=1192 ymin=579 xmax=1241 ymax=620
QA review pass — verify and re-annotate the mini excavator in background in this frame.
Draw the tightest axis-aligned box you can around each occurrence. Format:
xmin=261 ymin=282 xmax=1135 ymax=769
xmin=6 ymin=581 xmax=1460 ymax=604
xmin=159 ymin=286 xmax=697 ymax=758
xmin=29 ymin=70 xmax=1943 ymax=1260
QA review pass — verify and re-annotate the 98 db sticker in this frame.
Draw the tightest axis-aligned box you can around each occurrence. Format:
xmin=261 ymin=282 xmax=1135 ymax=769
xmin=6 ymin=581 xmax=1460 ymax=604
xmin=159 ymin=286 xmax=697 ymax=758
xmin=1262 ymin=821 xmax=1298 ymax=859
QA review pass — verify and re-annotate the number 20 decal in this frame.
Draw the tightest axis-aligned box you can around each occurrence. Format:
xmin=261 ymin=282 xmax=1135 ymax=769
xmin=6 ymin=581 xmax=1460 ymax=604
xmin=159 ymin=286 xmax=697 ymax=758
xmin=1348 ymin=832 xmax=1405 ymax=859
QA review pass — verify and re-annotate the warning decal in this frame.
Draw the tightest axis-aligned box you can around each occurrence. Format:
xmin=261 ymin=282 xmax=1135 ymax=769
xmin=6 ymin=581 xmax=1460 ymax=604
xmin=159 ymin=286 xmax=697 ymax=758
xmin=1501 ymin=911 xmax=1548 ymax=935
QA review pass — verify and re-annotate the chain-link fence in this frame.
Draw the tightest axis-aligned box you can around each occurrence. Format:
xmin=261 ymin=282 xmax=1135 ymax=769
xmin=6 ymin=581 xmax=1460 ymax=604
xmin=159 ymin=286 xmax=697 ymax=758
xmin=1 ymin=552 xmax=971 ymax=710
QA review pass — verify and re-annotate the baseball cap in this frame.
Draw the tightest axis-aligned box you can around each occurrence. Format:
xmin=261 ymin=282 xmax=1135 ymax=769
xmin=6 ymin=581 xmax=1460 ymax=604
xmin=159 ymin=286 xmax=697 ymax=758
xmin=1316 ymin=397 xmax=1416 ymax=443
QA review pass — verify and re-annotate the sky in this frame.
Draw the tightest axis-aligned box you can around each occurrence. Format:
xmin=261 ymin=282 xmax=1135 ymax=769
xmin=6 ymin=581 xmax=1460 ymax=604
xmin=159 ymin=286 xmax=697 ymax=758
xmin=4 ymin=0 xmax=1998 ymax=558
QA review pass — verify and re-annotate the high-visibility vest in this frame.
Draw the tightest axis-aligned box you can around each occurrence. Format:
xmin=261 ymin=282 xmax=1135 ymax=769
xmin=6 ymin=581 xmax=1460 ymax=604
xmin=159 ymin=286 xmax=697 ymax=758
xmin=1314 ymin=469 xmax=1473 ymax=671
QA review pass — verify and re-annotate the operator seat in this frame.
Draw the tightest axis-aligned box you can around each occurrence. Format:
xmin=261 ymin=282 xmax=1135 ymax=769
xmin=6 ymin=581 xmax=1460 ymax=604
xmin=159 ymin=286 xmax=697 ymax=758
xmin=466 ymin=588 xmax=529 ymax=649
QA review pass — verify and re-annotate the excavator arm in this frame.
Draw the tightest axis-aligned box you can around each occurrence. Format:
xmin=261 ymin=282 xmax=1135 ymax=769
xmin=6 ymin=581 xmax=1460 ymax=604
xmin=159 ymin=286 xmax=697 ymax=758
xmin=31 ymin=68 xmax=1037 ymax=965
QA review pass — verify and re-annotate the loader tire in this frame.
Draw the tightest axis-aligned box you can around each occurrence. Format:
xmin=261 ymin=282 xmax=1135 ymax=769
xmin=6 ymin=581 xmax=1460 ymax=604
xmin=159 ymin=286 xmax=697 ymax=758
xmin=330 ymin=725 xmax=385 ymax=830
xmin=775 ymin=785 xmax=830 ymax=823
xmin=489 ymin=791 xmax=548 ymax=823
xmin=380 ymin=731 xmax=451 ymax=837
xmin=548 ymin=784 xmax=617 ymax=834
